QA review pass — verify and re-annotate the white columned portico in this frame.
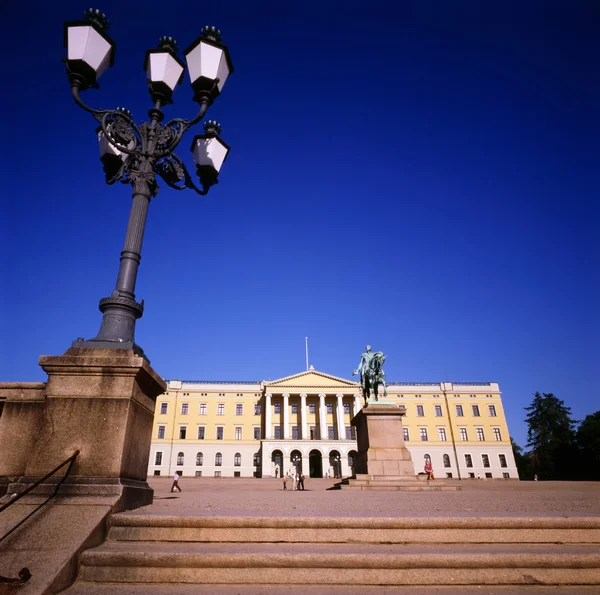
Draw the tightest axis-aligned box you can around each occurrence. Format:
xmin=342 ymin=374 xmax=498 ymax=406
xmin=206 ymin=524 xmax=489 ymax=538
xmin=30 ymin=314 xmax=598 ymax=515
xmin=300 ymin=393 xmax=308 ymax=439
xmin=318 ymin=393 xmax=327 ymax=441
xmin=336 ymin=393 xmax=345 ymax=440
xmin=265 ymin=393 xmax=272 ymax=439
xmin=354 ymin=394 xmax=362 ymax=416
xmin=282 ymin=393 xmax=290 ymax=439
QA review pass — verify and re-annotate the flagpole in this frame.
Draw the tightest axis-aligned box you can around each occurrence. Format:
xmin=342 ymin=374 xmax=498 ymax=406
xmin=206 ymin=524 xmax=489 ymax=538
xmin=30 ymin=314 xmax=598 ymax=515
xmin=305 ymin=337 xmax=309 ymax=371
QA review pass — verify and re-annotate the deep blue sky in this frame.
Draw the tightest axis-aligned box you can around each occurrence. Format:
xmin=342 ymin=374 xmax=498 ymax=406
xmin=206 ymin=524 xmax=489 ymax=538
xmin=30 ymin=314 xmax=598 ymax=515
xmin=1 ymin=1 xmax=598 ymax=447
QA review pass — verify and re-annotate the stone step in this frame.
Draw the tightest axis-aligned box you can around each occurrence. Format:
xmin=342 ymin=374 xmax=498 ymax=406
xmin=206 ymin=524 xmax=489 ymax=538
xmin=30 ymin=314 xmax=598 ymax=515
xmin=79 ymin=542 xmax=600 ymax=586
xmin=108 ymin=514 xmax=600 ymax=544
xmin=63 ymin=582 xmax=600 ymax=594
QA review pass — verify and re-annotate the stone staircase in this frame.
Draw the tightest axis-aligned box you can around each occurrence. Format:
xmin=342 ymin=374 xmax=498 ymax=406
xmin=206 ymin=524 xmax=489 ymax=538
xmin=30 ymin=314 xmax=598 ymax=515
xmin=65 ymin=515 xmax=600 ymax=590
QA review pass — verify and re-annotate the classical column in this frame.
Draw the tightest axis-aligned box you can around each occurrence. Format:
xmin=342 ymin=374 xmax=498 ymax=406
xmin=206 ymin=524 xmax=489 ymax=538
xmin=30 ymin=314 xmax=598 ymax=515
xmin=300 ymin=393 xmax=308 ymax=439
xmin=354 ymin=394 xmax=362 ymax=416
xmin=319 ymin=393 xmax=327 ymax=440
xmin=336 ymin=393 xmax=345 ymax=440
xmin=282 ymin=393 xmax=290 ymax=439
xmin=265 ymin=393 xmax=272 ymax=439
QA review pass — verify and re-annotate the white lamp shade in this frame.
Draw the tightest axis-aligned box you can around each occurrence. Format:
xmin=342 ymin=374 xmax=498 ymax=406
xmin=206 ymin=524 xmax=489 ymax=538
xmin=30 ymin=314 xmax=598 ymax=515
xmin=67 ymin=25 xmax=113 ymax=79
xmin=98 ymin=129 xmax=136 ymax=159
xmin=185 ymin=39 xmax=232 ymax=92
xmin=146 ymin=51 xmax=185 ymax=92
xmin=192 ymin=136 xmax=229 ymax=173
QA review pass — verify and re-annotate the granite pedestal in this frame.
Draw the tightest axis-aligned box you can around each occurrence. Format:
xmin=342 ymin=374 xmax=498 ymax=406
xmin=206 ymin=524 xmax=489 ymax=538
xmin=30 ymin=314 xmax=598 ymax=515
xmin=344 ymin=402 xmax=459 ymax=490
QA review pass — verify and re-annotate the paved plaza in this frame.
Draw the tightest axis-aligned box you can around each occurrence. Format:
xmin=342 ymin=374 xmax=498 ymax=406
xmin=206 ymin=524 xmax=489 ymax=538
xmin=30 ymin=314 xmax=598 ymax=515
xmin=142 ymin=477 xmax=600 ymax=518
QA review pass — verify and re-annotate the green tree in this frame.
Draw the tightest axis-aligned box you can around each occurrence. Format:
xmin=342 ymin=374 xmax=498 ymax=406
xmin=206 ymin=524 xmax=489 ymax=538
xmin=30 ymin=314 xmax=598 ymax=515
xmin=524 ymin=392 xmax=577 ymax=480
xmin=511 ymin=436 xmax=533 ymax=480
xmin=576 ymin=411 xmax=600 ymax=480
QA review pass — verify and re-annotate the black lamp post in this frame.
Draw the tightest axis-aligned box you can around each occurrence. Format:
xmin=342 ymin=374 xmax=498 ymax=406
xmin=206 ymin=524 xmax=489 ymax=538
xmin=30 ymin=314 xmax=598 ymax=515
xmin=64 ymin=9 xmax=233 ymax=356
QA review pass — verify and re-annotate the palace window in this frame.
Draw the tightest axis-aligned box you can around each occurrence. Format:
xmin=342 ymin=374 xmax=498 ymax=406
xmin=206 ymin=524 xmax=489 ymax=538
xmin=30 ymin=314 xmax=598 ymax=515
xmin=274 ymin=402 xmax=281 ymax=414
xmin=456 ymin=405 xmax=464 ymax=416
xmin=214 ymin=471 xmax=221 ymax=477
xmin=292 ymin=426 xmax=299 ymax=439
xmin=235 ymin=427 xmax=242 ymax=440
xmin=345 ymin=427 xmax=354 ymax=440
xmin=420 ymin=428 xmax=428 ymax=441
xmin=438 ymin=428 xmax=447 ymax=441
xmin=488 ymin=404 xmax=497 ymax=417
xmin=309 ymin=402 xmax=316 ymax=414
xmin=195 ymin=471 xmax=202 ymax=477
xmin=155 ymin=452 xmax=162 ymax=465
xmin=416 ymin=405 xmax=424 ymax=417
xmin=216 ymin=427 xmax=224 ymax=440
xmin=181 ymin=403 xmax=189 ymax=415
xmin=199 ymin=403 xmax=207 ymax=415
xmin=459 ymin=428 xmax=468 ymax=441
xmin=274 ymin=426 xmax=282 ymax=439
xmin=197 ymin=427 xmax=205 ymax=440
xmin=253 ymin=427 xmax=261 ymax=440
xmin=310 ymin=426 xmax=317 ymax=440
xmin=327 ymin=403 xmax=333 ymax=414
xmin=217 ymin=403 xmax=225 ymax=416
xmin=476 ymin=428 xmax=485 ymax=441
xmin=403 ymin=427 xmax=409 ymax=441
xmin=160 ymin=403 xmax=168 ymax=415
xmin=291 ymin=403 xmax=298 ymax=414
xmin=177 ymin=452 xmax=184 ymax=465
xmin=254 ymin=403 xmax=261 ymax=415
xmin=234 ymin=453 xmax=241 ymax=466
xmin=493 ymin=428 xmax=502 ymax=441
xmin=179 ymin=426 xmax=187 ymax=440
xmin=328 ymin=426 xmax=335 ymax=440
xmin=434 ymin=405 xmax=443 ymax=417
xmin=196 ymin=452 xmax=203 ymax=466
xmin=215 ymin=453 xmax=222 ymax=466
xmin=499 ymin=454 xmax=508 ymax=468
xmin=472 ymin=405 xmax=480 ymax=417
xmin=253 ymin=453 xmax=261 ymax=466
xmin=157 ymin=425 xmax=165 ymax=439
xmin=464 ymin=454 xmax=473 ymax=468
xmin=344 ymin=403 xmax=351 ymax=414
xmin=482 ymin=454 xmax=490 ymax=468
xmin=502 ymin=472 xmax=510 ymax=478
xmin=236 ymin=404 xmax=243 ymax=416
xmin=443 ymin=454 xmax=451 ymax=468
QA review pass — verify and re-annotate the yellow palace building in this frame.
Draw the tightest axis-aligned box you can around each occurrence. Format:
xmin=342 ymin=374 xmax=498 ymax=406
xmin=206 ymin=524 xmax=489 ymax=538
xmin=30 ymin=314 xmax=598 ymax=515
xmin=148 ymin=369 xmax=518 ymax=480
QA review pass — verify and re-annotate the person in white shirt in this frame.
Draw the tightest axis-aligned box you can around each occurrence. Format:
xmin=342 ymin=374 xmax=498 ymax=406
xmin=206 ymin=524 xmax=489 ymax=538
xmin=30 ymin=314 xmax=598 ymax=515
xmin=171 ymin=471 xmax=182 ymax=492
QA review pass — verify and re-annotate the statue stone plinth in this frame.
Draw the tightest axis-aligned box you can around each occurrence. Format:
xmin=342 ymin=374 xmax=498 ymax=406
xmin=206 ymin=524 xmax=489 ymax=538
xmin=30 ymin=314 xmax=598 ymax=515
xmin=352 ymin=403 xmax=415 ymax=478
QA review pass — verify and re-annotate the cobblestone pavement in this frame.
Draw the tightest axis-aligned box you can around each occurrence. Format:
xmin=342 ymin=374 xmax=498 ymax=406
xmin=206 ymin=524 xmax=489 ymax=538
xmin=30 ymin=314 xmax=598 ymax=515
xmin=140 ymin=478 xmax=600 ymax=517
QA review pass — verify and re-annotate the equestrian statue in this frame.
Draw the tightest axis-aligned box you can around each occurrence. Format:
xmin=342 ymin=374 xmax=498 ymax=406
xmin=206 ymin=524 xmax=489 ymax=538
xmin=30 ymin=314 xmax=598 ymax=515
xmin=353 ymin=345 xmax=388 ymax=406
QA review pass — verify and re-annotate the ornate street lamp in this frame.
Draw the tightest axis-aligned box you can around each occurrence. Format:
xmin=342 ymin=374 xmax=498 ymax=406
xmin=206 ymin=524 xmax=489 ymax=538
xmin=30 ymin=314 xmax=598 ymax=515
xmin=63 ymin=9 xmax=233 ymax=355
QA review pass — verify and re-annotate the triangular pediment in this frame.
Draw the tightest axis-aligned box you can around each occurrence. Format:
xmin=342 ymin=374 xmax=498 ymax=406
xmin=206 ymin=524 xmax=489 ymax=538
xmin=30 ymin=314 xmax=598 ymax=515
xmin=264 ymin=370 xmax=359 ymax=390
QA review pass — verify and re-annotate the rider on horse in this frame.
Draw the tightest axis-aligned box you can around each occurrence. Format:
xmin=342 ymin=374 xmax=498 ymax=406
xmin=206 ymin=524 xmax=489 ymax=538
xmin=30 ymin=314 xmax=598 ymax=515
xmin=353 ymin=345 xmax=388 ymax=405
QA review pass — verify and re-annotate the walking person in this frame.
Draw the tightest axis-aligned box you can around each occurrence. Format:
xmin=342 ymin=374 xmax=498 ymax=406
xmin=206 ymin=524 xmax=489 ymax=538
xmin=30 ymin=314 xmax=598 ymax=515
xmin=171 ymin=471 xmax=182 ymax=492
xmin=299 ymin=473 xmax=305 ymax=491
xmin=283 ymin=476 xmax=287 ymax=490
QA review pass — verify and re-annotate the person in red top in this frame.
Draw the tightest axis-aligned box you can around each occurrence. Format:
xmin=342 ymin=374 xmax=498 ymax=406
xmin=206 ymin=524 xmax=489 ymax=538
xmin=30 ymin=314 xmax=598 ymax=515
xmin=424 ymin=459 xmax=435 ymax=481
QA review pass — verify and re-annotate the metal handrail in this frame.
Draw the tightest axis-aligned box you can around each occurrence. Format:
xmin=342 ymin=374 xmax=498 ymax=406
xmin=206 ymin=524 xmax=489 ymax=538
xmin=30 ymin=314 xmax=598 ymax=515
xmin=0 ymin=450 xmax=80 ymax=585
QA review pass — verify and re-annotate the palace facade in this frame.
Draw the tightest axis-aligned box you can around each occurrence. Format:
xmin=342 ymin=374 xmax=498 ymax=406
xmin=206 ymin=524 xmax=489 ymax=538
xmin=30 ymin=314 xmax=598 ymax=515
xmin=148 ymin=369 xmax=518 ymax=480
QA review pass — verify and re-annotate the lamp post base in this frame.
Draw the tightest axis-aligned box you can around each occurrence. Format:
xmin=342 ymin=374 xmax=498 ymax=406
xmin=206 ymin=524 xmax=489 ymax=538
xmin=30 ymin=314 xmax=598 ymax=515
xmin=71 ymin=338 xmax=145 ymax=358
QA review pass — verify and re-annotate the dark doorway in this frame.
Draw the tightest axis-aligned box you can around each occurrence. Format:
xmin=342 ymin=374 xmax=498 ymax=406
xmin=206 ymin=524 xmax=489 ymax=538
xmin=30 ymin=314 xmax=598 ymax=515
xmin=271 ymin=450 xmax=283 ymax=477
xmin=309 ymin=450 xmax=322 ymax=478
xmin=348 ymin=450 xmax=358 ymax=477
xmin=329 ymin=450 xmax=341 ymax=478
xmin=290 ymin=449 xmax=302 ymax=475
